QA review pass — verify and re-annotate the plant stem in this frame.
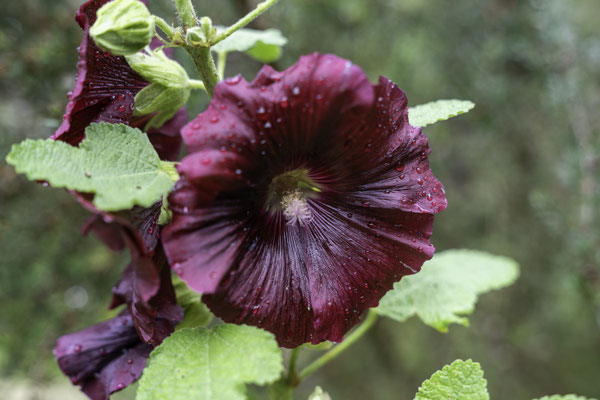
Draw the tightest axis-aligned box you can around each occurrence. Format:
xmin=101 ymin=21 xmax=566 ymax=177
xmin=211 ymin=0 xmax=280 ymax=45
xmin=186 ymin=46 xmax=219 ymax=97
xmin=297 ymin=309 xmax=378 ymax=381
xmin=189 ymin=79 xmax=206 ymax=90
xmin=216 ymin=51 xmax=227 ymax=80
xmin=286 ymin=347 xmax=301 ymax=386
xmin=153 ymin=16 xmax=174 ymax=39
xmin=172 ymin=0 xmax=197 ymax=27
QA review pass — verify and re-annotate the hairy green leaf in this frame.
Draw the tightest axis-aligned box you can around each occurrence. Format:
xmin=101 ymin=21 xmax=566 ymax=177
xmin=415 ymin=359 xmax=488 ymax=400
xmin=308 ymin=386 xmax=332 ymax=400
xmin=213 ymin=27 xmax=287 ymax=63
xmin=377 ymin=249 xmax=519 ymax=331
xmin=6 ymin=123 xmax=176 ymax=211
xmin=533 ymin=396 xmax=596 ymax=400
xmin=409 ymin=99 xmax=475 ymax=127
xmin=136 ymin=325 xmax=283 ymax=400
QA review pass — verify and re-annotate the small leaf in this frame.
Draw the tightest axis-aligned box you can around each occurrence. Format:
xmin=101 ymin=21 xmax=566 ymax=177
xmin=212 ymin=27 xmax=287 ymax=63
xmin=415 ymin=359 xmax=489 ymax=400
xmin=6 ymin=123 xmax=176 ymax=211
xmin=409 ymin=99 xmax=475 ymax=127
xmin=376 ymin=249 xmax=519 ymax=331
xmin=308 ymin=386 xmax=332 ymax=400
xmin=136 ymin=325 xmax=283 ymax=400
xmin=173 ymin=277 xmax=213 ymax=330
xmin=533 ymin=396 xmax=596 ymax=400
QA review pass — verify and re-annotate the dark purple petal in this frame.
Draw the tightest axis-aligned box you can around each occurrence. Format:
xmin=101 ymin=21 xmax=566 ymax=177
xmin=163 ymin=53 xmax=447 ymax=347
xmin=76 ymin=194 xmax=182 ymax=345
xmin=51 ymin=0 xmax=185 ymax=161
xmin=54 ymin=312 xmax=152 ymax=400
xmin=51 ymin=0 xmax=148 ymax=145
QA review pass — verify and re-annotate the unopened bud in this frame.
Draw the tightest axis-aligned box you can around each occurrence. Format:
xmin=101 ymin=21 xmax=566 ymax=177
xmin=90 ymin=0 xmax=155 ymax=56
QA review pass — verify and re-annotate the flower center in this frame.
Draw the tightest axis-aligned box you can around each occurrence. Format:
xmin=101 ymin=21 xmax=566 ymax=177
xmin=267 ymin=169 xmax=320 ymax=225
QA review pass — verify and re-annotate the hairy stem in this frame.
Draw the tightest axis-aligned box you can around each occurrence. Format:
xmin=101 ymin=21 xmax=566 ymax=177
xmin=216 ymin=51 xmax=227 ymax=80
xmin=186 ymin=46 xmax=219 ymax=97
xmin=153 ymin=16 xmax=174 ymax=39
xmin=172 ymin=0 xmax=197 ymax=27
xmin=211 ymin=0 xmax=280 ymax=45
xmin=297 ymin=309 xmax=378 ymax=381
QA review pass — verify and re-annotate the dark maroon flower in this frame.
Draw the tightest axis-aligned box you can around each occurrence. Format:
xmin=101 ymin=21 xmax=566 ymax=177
xmin=52 ymin=0 xmax=183 ymax=160
xmin=54 ymin=311 xmax=152 ymax=400
xmin=78 ymin=196 xmax=183 ymax=345
xmin=56 ymin=196 xmax=182 ymax=399
xmin=162 ymin=53 xmax=447 ymax=347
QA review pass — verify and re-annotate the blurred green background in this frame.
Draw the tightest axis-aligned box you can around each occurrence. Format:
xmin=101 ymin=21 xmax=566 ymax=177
xmin=1 ymin=0 xmax=599 ymax=399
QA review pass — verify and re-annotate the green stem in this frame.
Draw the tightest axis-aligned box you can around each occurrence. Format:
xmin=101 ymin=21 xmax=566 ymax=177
xmin=286 ymin=347 xmax=301 ymax=386
xmin=186 ymin=46 xmax=219 ymax=97
xmin=211 ymin=0 xmax=280 ymax=45
xmin=172 ymin=0 xmax=197 ymax=27
xmin=216 ymin=51 xmax=227 ymax=80
xmin=153 ymin=16 xmax=174 ymax=39
xmin=189 ymin=79 xmax=206 ymax=91
xmin=297 ymin=309 xmax=378 ymax=381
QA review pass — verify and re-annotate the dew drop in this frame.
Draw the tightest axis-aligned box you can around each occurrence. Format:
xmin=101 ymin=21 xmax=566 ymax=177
xmin=201 ymin=157 xmax=211 ymax=166
xmin=292 ymin=86 xmax=300 ymax=96
xmin=395 ymin=164 xmax=405 ymax=172
xmin=234 ymin=169 xmax=242 ymax=175
xmin=279 ymin=96 xmax=289 ymax=108
xmin=117 ymin=105 xmax=125 ymax=113
xmin=416 ymin=167 xmax=422 ymax=174
xmin=127 ymin=359 xmax=134 ymax=365
xmin=74 ymin=344 xmax=82 ymax=353
xmin=225 ymin=75 xmax=242 ymax=85
xmin=117 ymin=93 xmax=126 ymax=101
xmin=347 ymin=213 xmax=353 ymax=218
xmin=257 ymin=106 xmax=266 ymax=114
xmin=210 ymin=115 xmax=219 ymax=123
xmin=367 ymin=222 xmax=377 ymax=229
xmin=264 ymin=121 xmax=272 ymax=129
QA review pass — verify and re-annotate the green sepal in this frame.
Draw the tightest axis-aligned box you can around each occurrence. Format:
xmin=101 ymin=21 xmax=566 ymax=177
xmin=89 ymin=0 xmax=154 ymax=56
xmin=133 ymin=83 xmax=190 ymax=130
xmin=126 ymin=49 xmax=190 ymax=89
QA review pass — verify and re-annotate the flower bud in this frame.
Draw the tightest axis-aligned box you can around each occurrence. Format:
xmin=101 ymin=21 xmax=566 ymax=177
xmin=126 ymin=49 xmax=189 ymax=89
xmin=126 ymin=49 xmax=191 ymax=129
xmin=90 ymin=0 xmax=155 ymax=56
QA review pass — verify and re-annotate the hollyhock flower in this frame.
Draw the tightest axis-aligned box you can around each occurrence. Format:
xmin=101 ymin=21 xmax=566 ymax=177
xmin=55 ymin=196 xmax=182 ymax=399
xmin=52 ymin=0 xmax=184 ymax=160
xmin=162 ymin=53 xmax=447 ymax=347
xmin=54 ymin=311 xmax=151 ymax=400
xmin=77 ymin=196 xmax=182 ymax=345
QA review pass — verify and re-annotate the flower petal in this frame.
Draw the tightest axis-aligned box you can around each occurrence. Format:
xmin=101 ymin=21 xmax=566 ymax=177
xmin=54 ymin=312 xmax=151 ymax=400
xmin=51 ymin=0 xmax=147 ymax=145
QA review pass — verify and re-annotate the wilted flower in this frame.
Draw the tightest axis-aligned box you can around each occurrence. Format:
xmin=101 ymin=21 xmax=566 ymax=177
xmin=162 ymin=53 xmax=447 ymax=347
xmin=52 ymin=0 xmax=183 ymax=160
xmin=55 ymin=195 xmax=182 ymax=399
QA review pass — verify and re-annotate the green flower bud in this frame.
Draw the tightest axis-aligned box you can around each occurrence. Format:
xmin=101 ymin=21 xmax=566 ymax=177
xmin=126 ymin=49 xmax=192 ymax=130
xmin=126 ymin=49 xmax=189 ymax=89
xmin=90 ymin=0 xmax=155 ymax=56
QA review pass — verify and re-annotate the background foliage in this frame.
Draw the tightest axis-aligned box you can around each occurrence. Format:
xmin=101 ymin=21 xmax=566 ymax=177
xmin=0 ymin=0 xmax=599 ymax=399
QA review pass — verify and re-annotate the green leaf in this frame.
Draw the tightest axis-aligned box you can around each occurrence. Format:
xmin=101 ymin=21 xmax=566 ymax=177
xmin=376 ymin=249 xmax=519 ymax=331
xmin=415 ymin=359 xmax=489 ymax=400
xmin=308 ymin=386 xmax=332 ymax=400
xmin=5 ymin=123 xmax=176 ymax=211
xmin=533 ymin=396 xmax=596 ymax=400
xmin=408 ymin=99 xmax=475 ymax=127
xmin=137 ymin=325 xmax=283 ymax=400
xmin=212 ymin=27 xmax=287 ymax=63
xmin=173 ymin=277 xmax=213 ymax=330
